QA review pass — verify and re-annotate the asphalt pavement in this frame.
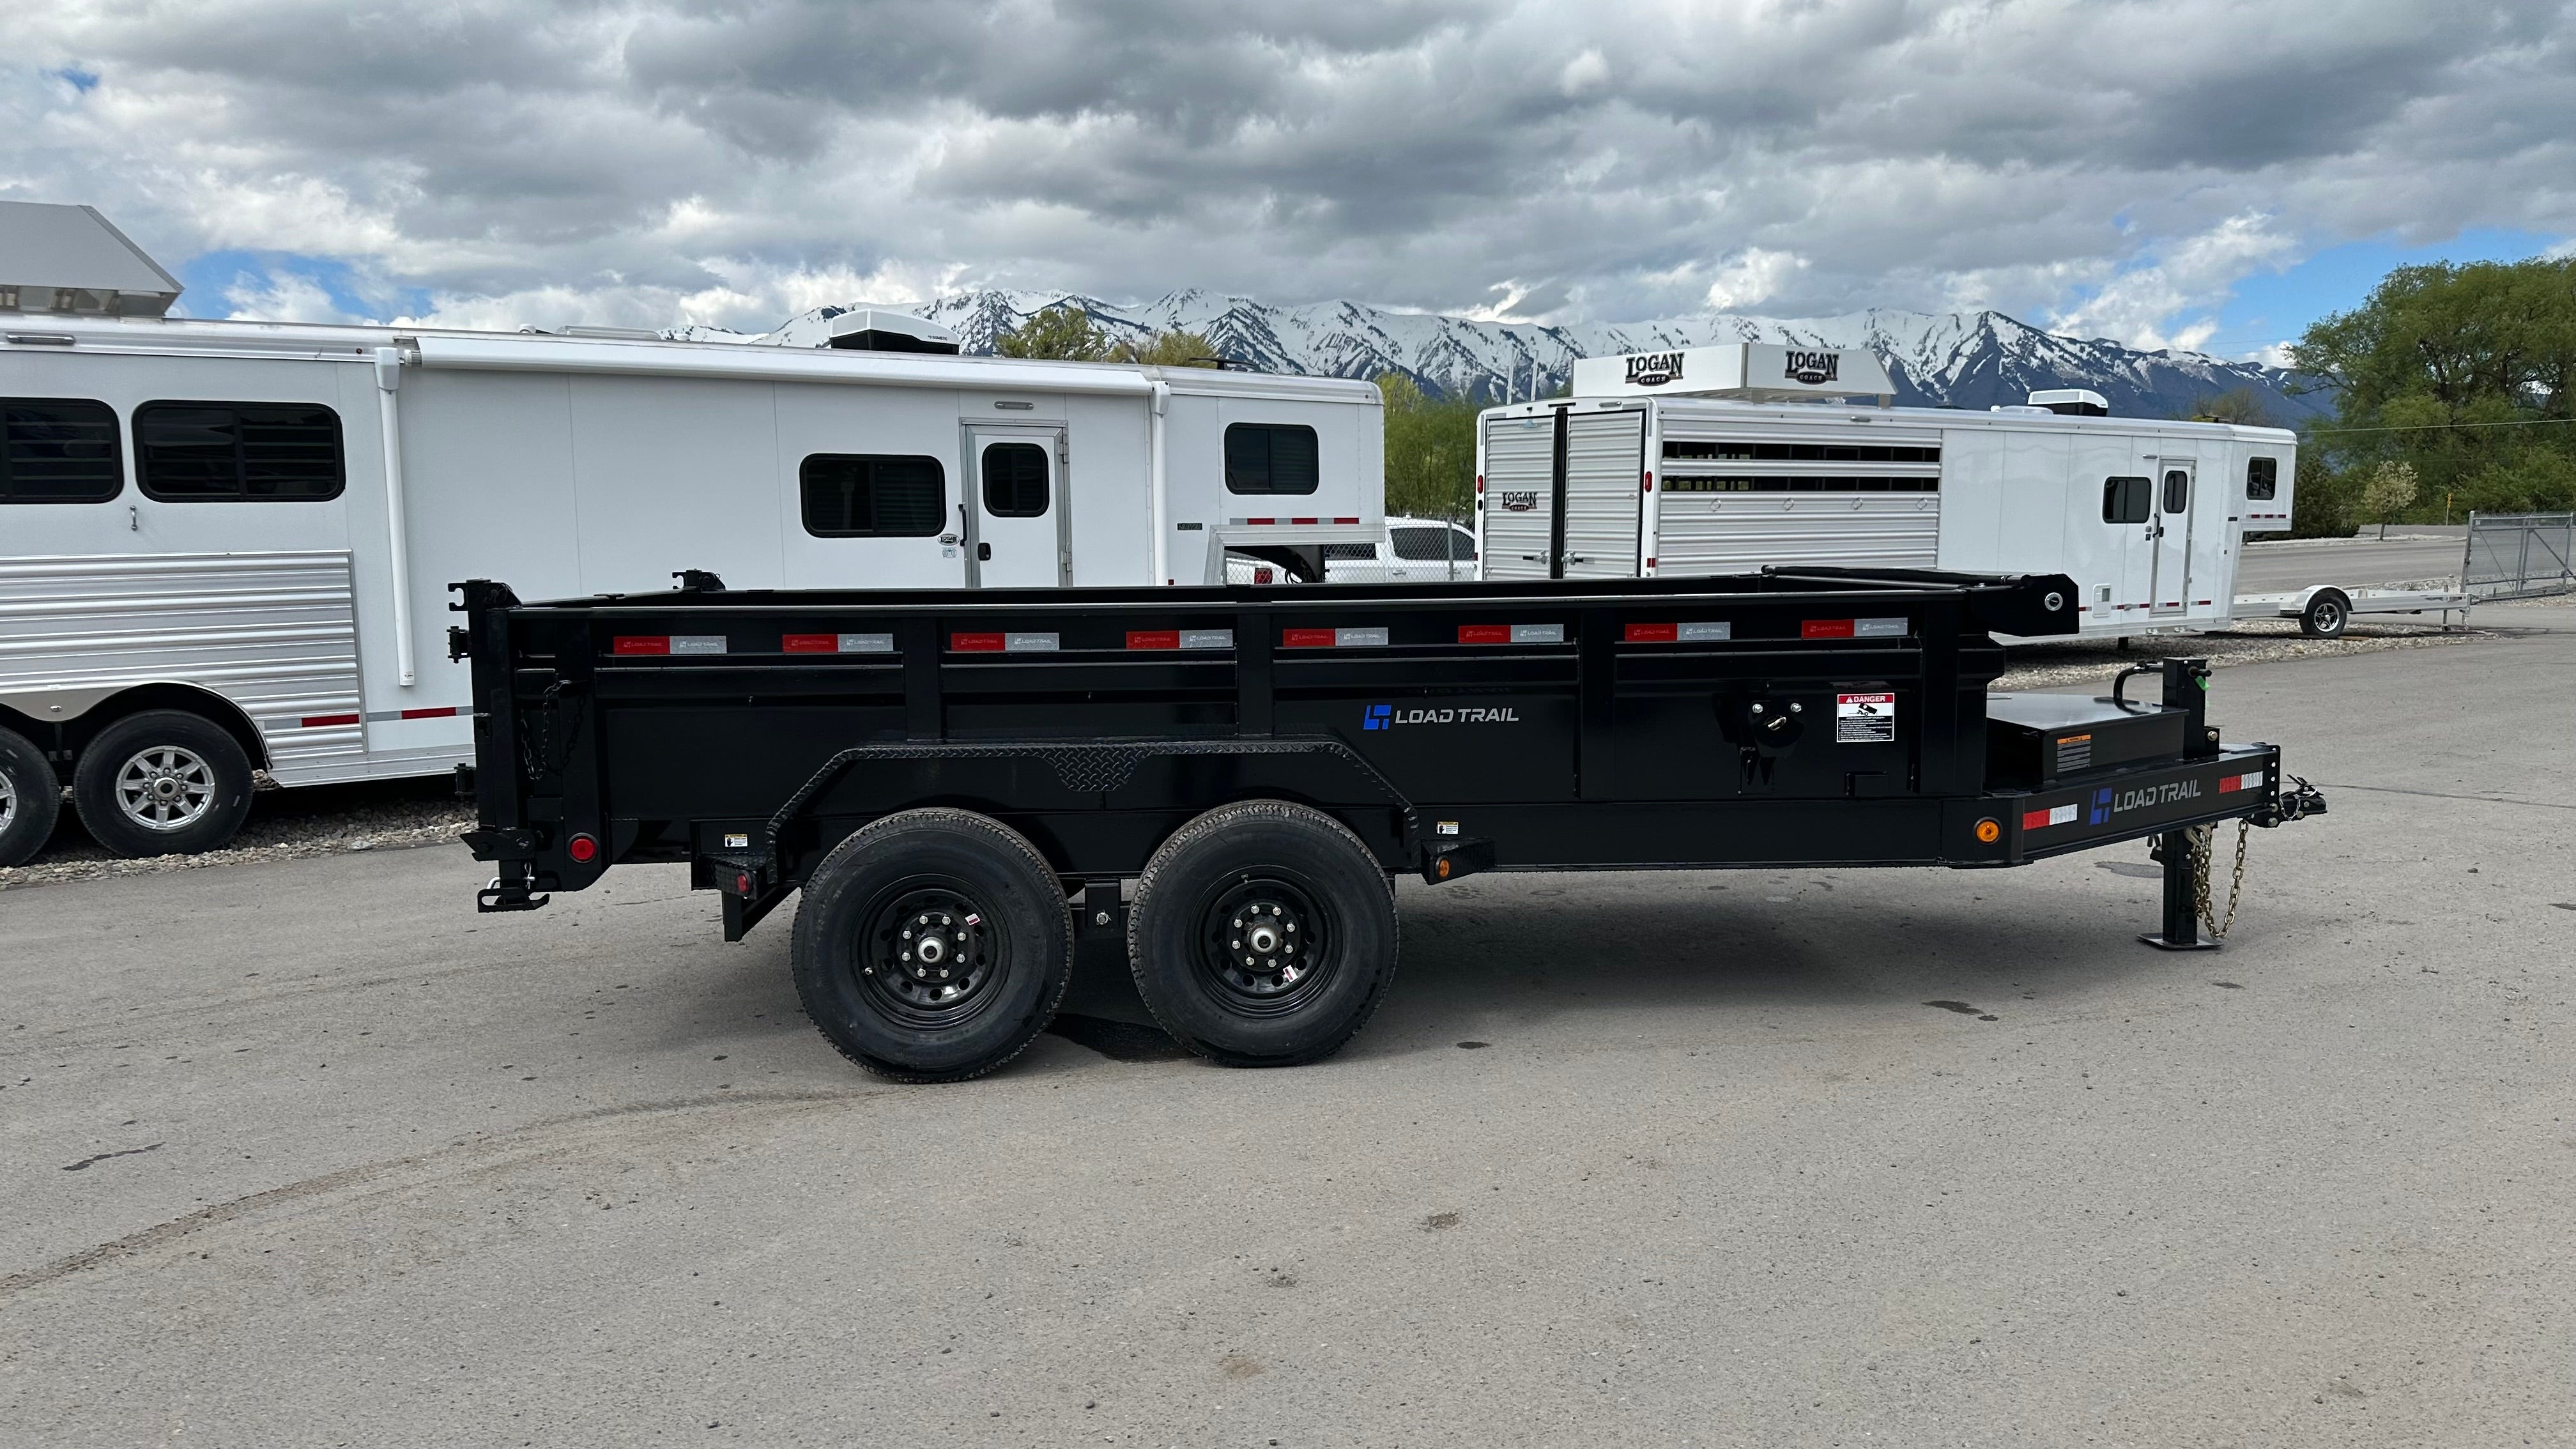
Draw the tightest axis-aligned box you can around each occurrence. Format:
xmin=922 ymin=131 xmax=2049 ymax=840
xmin=2235 ymin=533 xmax=2469 ymax=594
xmin=3 ymin=617 xmax=2568 ymax=1446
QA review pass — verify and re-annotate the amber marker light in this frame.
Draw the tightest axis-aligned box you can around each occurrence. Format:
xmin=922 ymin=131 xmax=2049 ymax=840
xmin=1974 ymin=818 xmax=2001 ymax=844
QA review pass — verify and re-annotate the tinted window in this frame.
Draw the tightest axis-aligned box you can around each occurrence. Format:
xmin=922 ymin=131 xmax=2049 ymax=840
xmin=1 ymin=397 xmax=121 ymax=503
xmin=1322 ymin=542 xmax=1377 ymax=561
xmin=2162 ymin=468 xmax=2191 ymax=513
xmin=979 ymin=442 xmax=1049 ymax=518
xmin=2102 ymin=476 xmax=2150 ymax=523
xmin=1224 ymin=423 xmax=1321 ymax=494
xmin=1390 ymin=526 xmax=1475 ymax=562
xmin=135 ymin=401 xmax=342 ymax=501
xmin=801 ymin=454 xmax=945 ymax=537
xmin=2246 ymin=457 xmax=2278 ymax=500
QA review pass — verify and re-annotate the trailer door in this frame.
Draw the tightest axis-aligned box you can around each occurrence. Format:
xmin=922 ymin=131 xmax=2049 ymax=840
xmin=1561 ymin=409 xmax=1646 ymax=578
xmin=2149 ymin=460 xmax=2194 ymax=616
xmin=967 ymin=426 xmax=1066 ymax=587
xmin=1480 ymin=411 xmax=1555 ymax=579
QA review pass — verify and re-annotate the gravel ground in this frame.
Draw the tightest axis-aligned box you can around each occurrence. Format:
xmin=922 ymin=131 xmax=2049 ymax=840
xmin=0 ymin=599 xmax=2537 ymax=893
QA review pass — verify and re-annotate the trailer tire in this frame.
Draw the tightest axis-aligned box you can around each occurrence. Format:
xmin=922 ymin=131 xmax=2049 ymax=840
xmin=70 ymin=710 xmax=256 ymax=858
xmin=1128 ymin=800 xmax=1397 ymax=1068
xmin=2299 ymin=589 xmax=2350 ymax=639
xmin=790 ymin=808 xmax=1073 ymax=1084
xmin=0 ymin=726 xmax=63 ymax=868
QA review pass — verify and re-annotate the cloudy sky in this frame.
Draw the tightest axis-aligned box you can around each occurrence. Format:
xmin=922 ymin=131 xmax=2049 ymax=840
xmin=8 ymin=1 xmax=2572 ymax=358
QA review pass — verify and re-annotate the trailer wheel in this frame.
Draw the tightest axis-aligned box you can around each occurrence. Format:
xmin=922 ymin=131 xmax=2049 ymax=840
xmin=70 ymin=710 xmax=256 ymax=858
xmin=789 ymin=808 xmax=1073 ymax=1083
xmin=0 ymin=726 xmax=63 ymax=868
xmin=2299 ymin=589 xmax=2350 ymax=639
xmin=1127 ymin=800 xmax=1397 ymax=1068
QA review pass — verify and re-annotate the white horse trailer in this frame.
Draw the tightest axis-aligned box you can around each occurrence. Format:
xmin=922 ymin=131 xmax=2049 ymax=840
xmin=0 ymin=317 xmax=1381 ymax=862
xmin=1476 ymin=344 xmax=2296 ymax=639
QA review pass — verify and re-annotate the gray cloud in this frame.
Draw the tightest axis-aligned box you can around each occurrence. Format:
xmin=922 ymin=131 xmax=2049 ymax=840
xmin=8 ymin=0 xmax=2572 ymax=349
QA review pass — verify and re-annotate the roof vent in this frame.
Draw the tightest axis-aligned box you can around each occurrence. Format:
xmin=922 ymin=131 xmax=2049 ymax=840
xmin=0 ymin=201 xmax=183 ymax=318
xmin=2027 ymin=388 xmax=2110 ymax=417
xmin=825 ymin=309 xmax=961 ymax=355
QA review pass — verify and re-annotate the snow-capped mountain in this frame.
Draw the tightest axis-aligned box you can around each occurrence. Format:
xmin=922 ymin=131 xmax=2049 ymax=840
xmin=676 ymin=291 xmax=2326 ymax=421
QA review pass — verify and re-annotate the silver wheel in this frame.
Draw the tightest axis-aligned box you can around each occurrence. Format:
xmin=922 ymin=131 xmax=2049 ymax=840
xmin=0 ymin=766 xmax=15 ymax=833
xmin=114 ymin=745 xmax=217 ymax=831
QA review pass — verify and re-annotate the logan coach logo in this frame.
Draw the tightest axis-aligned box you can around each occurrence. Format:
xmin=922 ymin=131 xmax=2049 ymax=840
xmin=1498 ymin=490 xmax=1538 ymax=512
xmin=1782 ymin=349 xmax=1840 ymax=385
xmin=1361 ymin=703 xmax=1520 ymax=730
xmin=1624 ymin=351 xmax=1684 ymax=387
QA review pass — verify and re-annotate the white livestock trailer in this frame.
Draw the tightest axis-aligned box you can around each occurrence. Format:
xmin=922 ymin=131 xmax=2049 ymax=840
xmin=1476 ymin=343 xmax=2297 ymax=638
xmin=0 ymin=312 xmax=1382 ymax=862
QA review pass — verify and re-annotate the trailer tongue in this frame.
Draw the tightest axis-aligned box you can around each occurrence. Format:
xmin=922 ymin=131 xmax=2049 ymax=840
xmin=454 ymin=566 xmax=2322 ymax=1082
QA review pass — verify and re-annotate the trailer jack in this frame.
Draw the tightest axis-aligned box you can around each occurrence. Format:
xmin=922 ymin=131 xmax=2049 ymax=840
xmin=2139 ymin=778 xmax=2327 ymax=950
xmin=477 ymin=862 xmax=551 ymax=914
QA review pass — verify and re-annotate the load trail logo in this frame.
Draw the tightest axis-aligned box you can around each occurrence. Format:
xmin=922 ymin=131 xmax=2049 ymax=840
xmin=2088 ymin=779 xmax=2201 ymax=825
xmin=1624 ymin=351 xmax=1685 ymax=387
xmin=1782 ymin=349 xmax=1841 ymax=385
xmin=1363 ymin=703 xmax=1520 ymax=730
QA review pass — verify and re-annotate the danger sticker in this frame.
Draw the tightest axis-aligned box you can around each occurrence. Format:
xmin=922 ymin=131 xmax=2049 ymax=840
xmin=1835 ymin=692 xmax=1896 ymax=743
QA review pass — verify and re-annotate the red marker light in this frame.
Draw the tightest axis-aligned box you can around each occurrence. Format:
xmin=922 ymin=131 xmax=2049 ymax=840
xmin=567 ymin=833 xmax=599 ymax=862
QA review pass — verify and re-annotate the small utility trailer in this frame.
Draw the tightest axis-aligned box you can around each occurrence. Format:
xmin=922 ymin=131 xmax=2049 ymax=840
xmin=2230 ymin=583 xmax=2474 ymax=638
xmin=454 ymin=567 xmax=2324 ymax=1082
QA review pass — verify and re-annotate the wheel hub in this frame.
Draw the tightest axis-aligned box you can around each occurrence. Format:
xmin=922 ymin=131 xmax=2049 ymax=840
xmin=1203 ymin=881 xmax=1325 ymax=1005
xmin=114 ymin=746 xmax=215 ymax=831
xmin=858 ymin=887 xmax=999 ymax=1020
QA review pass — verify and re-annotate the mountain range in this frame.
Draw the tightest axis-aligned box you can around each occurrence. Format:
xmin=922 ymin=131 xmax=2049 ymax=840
xmin=673 ymin=291 xmax=2327 ymax=422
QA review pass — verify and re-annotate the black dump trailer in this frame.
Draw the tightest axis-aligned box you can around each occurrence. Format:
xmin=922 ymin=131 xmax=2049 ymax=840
xmin=452 ymin=567 xmax=2322 ymax=1082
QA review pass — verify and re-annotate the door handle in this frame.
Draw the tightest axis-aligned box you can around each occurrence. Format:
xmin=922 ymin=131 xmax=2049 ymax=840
xmin=977 ymin=542 xmax=992 ymax=562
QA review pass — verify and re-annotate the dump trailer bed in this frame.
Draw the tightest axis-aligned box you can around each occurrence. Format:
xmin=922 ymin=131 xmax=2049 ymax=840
xmin=454 ymin=566 xmax=2321 ymax=1081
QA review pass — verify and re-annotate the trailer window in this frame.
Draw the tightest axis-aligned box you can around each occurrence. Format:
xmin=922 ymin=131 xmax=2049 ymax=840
xmin=1322 ymin=542 xmax=1377 ymax=561
xmin=1224 ymin=424 xmax=1320 ymax=494
xmin=2102 ymin=477 xmax=2150 ymax=523
xmin=2246 ymin=457 xmax=2278 ymax=500
xmin=980 ymin=442 xmax=1049 ymax=518
xmin=2162 ymin=468 xmax=2190 ymax=513
xmin=801 ymin=454 xmax=946 ymax=537
xmin=1 ymin=397 xmax=122 ymax=503
xmin=135 ymin=401 xmax=343 ymax=501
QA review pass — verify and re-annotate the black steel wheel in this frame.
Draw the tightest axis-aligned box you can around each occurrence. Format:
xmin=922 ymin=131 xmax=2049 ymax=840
xmin=0 ymin=725 xmax=63 ymax=868
xmin=70 ymin=709 xmax=256 ymax=858
xmin=790 ymin=808 xmax=1072 ymax=1082
xmin=1128 ymin=799 xmax=1397 ymax=1068
xmin=2299 ymin=589 xmax=2350 ymax=639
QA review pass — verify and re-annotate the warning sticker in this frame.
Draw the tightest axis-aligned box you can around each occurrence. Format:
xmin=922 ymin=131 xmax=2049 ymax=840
xmin=1836 ymin=692 xmax=1897 ymax=743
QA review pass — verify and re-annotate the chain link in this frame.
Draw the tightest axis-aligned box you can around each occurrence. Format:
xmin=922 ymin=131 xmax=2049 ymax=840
xmin=2182 ymin=821 xmax=2251 ymax=940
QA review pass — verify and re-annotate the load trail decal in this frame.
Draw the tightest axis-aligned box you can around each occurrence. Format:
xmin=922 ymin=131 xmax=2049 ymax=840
xmin=1834 ymin=692 xmax=1896 ymax=743
xmin=1362 ymin=703 xmax=1522 ymax=731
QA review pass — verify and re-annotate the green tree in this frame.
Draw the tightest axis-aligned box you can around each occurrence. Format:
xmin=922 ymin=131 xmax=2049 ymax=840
xmin=995 ymin=303 xmax=1110 ymax=360
xmin=1108 ymin=329 xmax=1222 ymax=367
xmin=2359 ymin=460 xmax=2420 ymax=539
xmin=1376 ymin=372 xmax=1479 ymax=520
xmin=2288 ymin=256 xmax=2576 ymax=518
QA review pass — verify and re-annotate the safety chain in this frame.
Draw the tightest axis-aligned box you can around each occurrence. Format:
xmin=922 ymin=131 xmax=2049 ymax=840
xmin=2182 ymin=821 xmax=2251 ymax=940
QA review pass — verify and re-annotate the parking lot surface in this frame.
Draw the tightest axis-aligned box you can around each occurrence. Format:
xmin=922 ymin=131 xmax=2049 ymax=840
xmin=4 ymin=625 xmax=2569 ymax=1446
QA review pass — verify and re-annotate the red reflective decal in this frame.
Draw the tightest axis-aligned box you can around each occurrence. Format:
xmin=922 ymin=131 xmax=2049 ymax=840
xmin=949 ymin=632 xmax=1006 ymax=652
xmin=1623 ymin=622 xmax=1678 ymax=643
xmin=1457 ymin=624 xmax=1510 ymax=644
xmin=300 ymin=712 xmax=360 ymax=728
xmin=1126 ymin=631 xmax=1180 ymax=650
xmin=1291 ymin=516 xmax=1318 ymax=525
xmin=781 ymin=634 xmax=838 ymax=653
xmin=1802 ymin=619 xmax=1855 ymax=639
xmin=1333 ymin=516 xmax=1360 ymax=524
xmin=398 ymin=706 xmax=457 ymax=720
xmin=611 ymin=636 xmax=670 ymax=656
xmin=1281 ymin=628 xmax=1335 ymax=648
xmin=2020 ymin=808 xmax=2053 ymax=830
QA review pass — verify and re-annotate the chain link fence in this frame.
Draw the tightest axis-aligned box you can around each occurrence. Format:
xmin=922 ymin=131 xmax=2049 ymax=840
xmin=2462 ymin=511 xmax=2575 ymax=599
xmin=1315 ymin=512 xmax=1480 ymax=585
